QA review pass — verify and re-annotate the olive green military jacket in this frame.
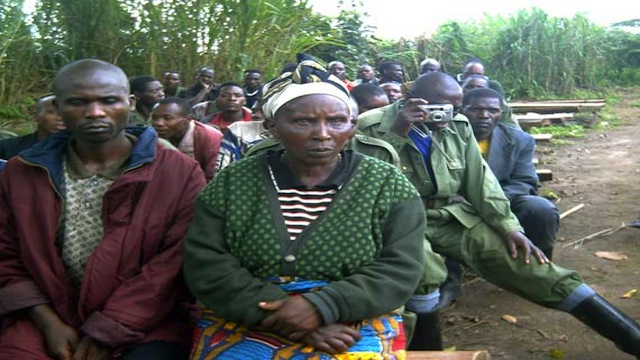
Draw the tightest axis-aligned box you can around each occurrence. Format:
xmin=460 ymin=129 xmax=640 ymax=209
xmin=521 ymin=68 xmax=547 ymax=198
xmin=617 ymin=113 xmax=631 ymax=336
xmin=358 ymin=102 xmax=522 ymax=237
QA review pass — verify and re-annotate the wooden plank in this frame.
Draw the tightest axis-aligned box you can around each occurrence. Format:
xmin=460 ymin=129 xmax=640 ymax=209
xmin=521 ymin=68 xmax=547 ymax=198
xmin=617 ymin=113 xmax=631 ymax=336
xmin=509 ymin=102 xmax=604 ymax=114
xmin=515 ymin=99 xmax=605 ymax=104
xmin=517 ymin=118 xmax=553 ymax=130
xmin=516 ymin=112 xmax=574 ymax=122
xmin=531 ymin=133 xmax=553 ymax=141
xmin=536 ymin=169 xmax=553 ymax=182
xmin=515 ymin=113 xmax=574 ymax=130
xmin=408 ymin=351 xmax=491 ymax=360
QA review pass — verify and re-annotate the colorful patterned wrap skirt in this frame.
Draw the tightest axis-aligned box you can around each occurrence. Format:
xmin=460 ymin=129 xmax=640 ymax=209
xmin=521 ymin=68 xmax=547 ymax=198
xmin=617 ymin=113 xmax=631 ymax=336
xmin=190 ymin=278 xmax=406 ymax=359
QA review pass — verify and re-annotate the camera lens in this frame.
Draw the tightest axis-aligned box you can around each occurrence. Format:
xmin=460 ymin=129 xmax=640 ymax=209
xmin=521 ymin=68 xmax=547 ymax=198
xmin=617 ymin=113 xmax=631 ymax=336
xmin=430 ymin=111 xmax=445 ymax=121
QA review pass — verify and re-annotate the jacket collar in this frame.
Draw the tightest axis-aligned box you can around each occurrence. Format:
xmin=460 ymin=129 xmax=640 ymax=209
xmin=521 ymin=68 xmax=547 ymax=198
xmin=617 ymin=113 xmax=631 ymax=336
xmin=18 ymin=125 xmax=158 ymax=193
xmin=487 ymin=124 xmax=515 ymax=165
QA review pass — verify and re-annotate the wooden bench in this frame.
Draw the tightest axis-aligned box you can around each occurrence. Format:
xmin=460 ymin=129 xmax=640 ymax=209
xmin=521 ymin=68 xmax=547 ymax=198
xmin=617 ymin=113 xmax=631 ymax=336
xmin=536 ymin=169 xmax=553 ymax=182
xmin=531 ymin=133 xmax=553 ymax=182
xmin=407 ymin=350 xmax=491 ymax=359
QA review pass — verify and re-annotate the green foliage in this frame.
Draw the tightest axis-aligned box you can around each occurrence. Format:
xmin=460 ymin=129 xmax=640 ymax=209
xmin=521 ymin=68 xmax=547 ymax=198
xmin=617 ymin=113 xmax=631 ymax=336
xmin=0 ymin=0 xmax=343 ymax=128
xmin=530 ymin=124 xmax=586 ymax=138
xmin=2 ymin=1 xmax=640 ymax=132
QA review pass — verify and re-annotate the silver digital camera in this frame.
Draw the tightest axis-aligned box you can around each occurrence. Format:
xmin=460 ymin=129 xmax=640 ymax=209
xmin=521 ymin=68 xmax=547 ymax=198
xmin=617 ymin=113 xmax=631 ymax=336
xmin=420 ymin=104 xmax=454 ymax=122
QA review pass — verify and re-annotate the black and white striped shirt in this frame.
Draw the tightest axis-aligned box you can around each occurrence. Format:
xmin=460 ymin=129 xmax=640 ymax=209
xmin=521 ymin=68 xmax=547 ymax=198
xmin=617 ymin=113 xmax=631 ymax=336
xmin=267 ymin=149 xmax=351 ymax=240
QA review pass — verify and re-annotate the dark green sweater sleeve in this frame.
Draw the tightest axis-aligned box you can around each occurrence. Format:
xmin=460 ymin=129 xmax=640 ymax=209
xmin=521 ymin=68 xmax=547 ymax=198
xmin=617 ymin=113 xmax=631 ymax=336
xmin=303 ymin=193 xmax=426 ymax=324
xmin=183 ymin=193 xmax=288 ymax=328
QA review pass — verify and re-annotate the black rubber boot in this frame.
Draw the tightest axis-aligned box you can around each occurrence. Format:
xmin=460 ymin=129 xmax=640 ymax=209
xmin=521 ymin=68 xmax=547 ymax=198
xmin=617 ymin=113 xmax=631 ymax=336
xmin=407 ymin=310 xmax=443 ymax=351
xmin=438 ymin=258 xmax=462 ymax=310
xmin=570 ymin=294 xmax=640 ymax=357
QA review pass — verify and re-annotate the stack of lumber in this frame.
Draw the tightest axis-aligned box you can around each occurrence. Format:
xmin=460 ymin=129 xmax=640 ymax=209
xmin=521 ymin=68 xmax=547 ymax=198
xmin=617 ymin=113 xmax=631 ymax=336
xmin=530 ymin=133 xmax=553 ymax=182
xmin=507 ymin=99 xmax=606 ymax=182
xmin=515 ymin=112 xmax=574 ymax=130
xmin=509 ymin=99 xmax=605 ymax=131
xmin=510 ymin=99 xmax=605 ymax=114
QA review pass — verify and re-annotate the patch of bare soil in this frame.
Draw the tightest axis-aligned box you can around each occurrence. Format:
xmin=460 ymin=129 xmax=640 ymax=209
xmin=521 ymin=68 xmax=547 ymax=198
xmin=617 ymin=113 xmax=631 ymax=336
xmin=441 ymin=88 xmax=640 ymax=359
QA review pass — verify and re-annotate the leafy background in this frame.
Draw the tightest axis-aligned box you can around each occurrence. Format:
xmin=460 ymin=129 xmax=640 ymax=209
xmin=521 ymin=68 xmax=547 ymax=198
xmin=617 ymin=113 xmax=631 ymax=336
xmin=2 ymin=0 xmax=639 ymax=131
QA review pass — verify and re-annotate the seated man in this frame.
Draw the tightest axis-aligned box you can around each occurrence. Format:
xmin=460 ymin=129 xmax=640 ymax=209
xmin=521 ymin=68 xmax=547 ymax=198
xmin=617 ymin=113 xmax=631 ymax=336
xmin=358 ymin=72 xmax=640 ymax=357
xmin=201 ymin=82 xmax=252 ymax=131
xmin=456 ymin=58 xmax=505 ymax=97
xmin=0 ymin=95 xmax=65 ymax=160
xmin=438 ymin=87 xmax=558 ymax=310
xmin=353 ymin=64 xmax=379 ymax=86
xmin=380 ymin=81 xmax=404 ymax=104
xmin=0 ymin=59 xmax=206 ymax=359
xmin=151 ymin=97 xmax=223 ymax=182
xmin=419 ymin=58 xmax=441 ymax=75
xmin=377 ymin=60 xmax=405 ymax=84
xmin=463 ymin=87 xmax=558 ymax=259
xmin=162 ymin=70 xmax=185 ymax=97
xmin=462 ymin=75 xmax=519 ymax=128
xmin=129 ymin=75 xmax=165 ymax=125
xmin=179 ymin=66 xmax=219 ymax=106
xmin=328 ymin=60 xmax=355 ymax=91
xmin=350 ymin=83 xmax=389 ymax=114
xmin=242 ymin=69 xmax=263 ymax=110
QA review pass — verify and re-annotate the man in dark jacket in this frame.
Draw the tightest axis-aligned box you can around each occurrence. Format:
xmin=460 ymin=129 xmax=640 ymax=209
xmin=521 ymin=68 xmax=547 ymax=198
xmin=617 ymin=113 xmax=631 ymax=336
xmin=0 ymin=59 xmax=206 ymax=359
xmin=0 ymin=95 xmax=65 ymax=160
xmin=179 ymin=66 xmax=220 ymax=106
xmin=464 ymin=88 xmax=558 ymax=258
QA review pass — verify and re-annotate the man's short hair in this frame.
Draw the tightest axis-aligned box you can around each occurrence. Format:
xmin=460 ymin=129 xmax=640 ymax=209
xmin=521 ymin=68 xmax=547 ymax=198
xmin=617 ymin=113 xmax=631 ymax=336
xmin=409 ymin=72 xmax=459 ymax=101
xmin=464 ymin=57 xmax=484 ymax=67
xmin=197 ymin=67 xmax=214 ymax=75
xmin=377 ymin=60 xmax=403 ymax=73
xmin=156 ymin=97 xmax=193 ymax=117
xmin=462 ymin=87 xmax=504 ymax=108
xmin=130 ymin=75 xmax=158 ymax=94
xmin=420 ymin=58 xmax=440 ymax=68
xmin=461 ymin=74 xmax=490 ymax=88
xmin=350 ymin=84 xmax=386 ymax=108
xmin=53 ymin=59 xmax=129 ymax=96
xmin=219 ymin=82 xmax=244 ymax=91
xmin=33 ymin=95 xmax=55 ymax=116
xmin=244 ymin=69 xmax=262 ymax=75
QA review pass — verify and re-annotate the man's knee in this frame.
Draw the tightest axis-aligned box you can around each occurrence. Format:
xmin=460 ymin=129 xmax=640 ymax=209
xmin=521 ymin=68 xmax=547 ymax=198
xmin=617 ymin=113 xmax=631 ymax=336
xmin=0 ymin=315 xmax=50 ymax=359
xmin=511 ymin=195 xmax=558 ymax=250
xmin=513 ymin=196 xmax=558 ymax=228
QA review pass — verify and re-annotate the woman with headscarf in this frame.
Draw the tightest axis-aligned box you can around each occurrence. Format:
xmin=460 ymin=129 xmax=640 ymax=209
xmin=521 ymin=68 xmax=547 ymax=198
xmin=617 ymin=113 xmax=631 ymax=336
xmin=183 ymin=54 xmax=426 ymax=359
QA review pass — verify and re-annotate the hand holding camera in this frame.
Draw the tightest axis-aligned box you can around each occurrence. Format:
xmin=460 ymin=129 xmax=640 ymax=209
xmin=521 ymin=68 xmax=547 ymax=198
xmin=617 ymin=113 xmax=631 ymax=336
xmin=391 ymin=98 xmax=429 ymax=136
xmin=392 ymin=99 xmax=454 ymax=136
xmin=418 ymin=104 xmax=454 ymax=122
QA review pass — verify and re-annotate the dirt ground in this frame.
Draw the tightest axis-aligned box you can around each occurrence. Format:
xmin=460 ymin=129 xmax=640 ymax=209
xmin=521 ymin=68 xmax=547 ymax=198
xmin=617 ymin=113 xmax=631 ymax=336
xmin=440 ymin=88 xmax=640 ymax=359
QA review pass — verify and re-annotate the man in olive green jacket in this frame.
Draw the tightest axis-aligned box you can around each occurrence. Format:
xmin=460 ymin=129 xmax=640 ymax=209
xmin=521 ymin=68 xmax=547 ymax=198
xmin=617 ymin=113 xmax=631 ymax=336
xmin=357 ymin=72 xmax=640 ymax=357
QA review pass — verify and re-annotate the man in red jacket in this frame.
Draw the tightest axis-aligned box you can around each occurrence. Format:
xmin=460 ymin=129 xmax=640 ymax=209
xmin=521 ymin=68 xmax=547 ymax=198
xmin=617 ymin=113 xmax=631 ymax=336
xmin=151 ymin=97 xmax=223 ymax=182
xmin=0 ymin=59 xmax=206 ymax=359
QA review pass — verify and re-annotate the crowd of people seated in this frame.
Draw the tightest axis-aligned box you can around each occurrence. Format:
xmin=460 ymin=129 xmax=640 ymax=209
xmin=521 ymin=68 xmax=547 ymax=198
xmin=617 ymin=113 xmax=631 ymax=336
xmin=0 ymin=54 xmax=638 ymax=360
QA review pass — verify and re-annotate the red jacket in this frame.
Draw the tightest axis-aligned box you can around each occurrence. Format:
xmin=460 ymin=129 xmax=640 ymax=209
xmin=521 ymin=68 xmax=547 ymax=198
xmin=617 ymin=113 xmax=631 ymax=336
xmin=206 ymin=108 xmax=253 ymax=132
xmin=193 ymin=121 xmax=222 ymax=182
xmin=0 ymin=127 xmax=206 ymax=356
